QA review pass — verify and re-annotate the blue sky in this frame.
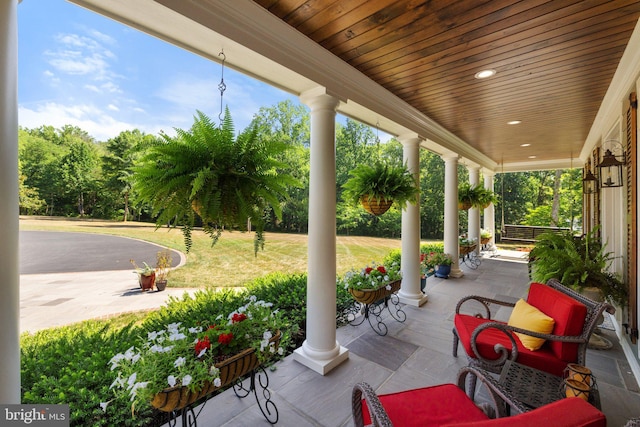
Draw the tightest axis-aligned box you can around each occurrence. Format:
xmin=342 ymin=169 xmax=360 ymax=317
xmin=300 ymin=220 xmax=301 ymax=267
xmin=17 ymin=0 xmax=300 ymax=142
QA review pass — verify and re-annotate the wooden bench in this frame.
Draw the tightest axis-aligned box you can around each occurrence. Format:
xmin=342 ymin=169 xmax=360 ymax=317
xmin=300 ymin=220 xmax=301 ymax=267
xmin=500 ymin=225 xmax=570 ymax=243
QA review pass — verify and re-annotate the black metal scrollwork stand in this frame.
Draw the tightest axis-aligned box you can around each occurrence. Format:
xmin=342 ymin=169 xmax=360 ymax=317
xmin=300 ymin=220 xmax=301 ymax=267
xmin=346 ymin=292 xmax=406 ymax=336
xmin=165 ymin=366 xmax=278 ymax=427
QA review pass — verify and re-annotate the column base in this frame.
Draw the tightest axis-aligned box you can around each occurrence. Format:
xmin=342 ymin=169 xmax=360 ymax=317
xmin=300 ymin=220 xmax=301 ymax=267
xmin=293 ymin=345 xmax=349 ymax=375
xmin=398 ymin=292 xmax=429 ymax=307
xmin=449 ymin=267 xmax=464 ymax=278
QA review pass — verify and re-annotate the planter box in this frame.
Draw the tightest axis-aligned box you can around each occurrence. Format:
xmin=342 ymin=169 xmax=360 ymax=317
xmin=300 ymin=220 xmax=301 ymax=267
xmin=348 ymin=280 xmax=402 ymax=305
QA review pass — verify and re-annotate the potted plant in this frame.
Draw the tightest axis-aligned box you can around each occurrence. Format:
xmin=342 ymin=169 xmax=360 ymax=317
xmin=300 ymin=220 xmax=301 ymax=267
xmin=422 ymin=252 xmax=454 ymax=278
xmin=339 ymin=261 xmax=402 ymax=304
xmin=132 ymin=109 xmax=301 ymax=255
xmin=529 ymin=228 xmax=628 ymax=306
xmin=342 ymin=160 xmax=419 ymax=216
xmin=458 ymin=184 xmax=498 ymax=210
xmin=130 ymin=259 xmax=155 ymax=291
xmin=480 ymin=229 xmax=492 ymax=245
xmin=459 ymin=236 xmax=478 ymax=256
xmin=154 ymin=249 xmax=173 ymax=292
xmin=105 ymin=296 xmax=289 ymax=414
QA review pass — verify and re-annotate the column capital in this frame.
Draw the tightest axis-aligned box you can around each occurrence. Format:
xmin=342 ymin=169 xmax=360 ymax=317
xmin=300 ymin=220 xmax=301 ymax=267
xmin=441 ymin=152 xmax=459 ymax=162
xmin=482 ymin=169 xmax=496 ymax=178
xmin=466 ymin=164 xmax=481 ymax=172
xmin=300 ymin=86 xmax=342 ymax=111
xmin=397 ymin=133 xmax=421 ymax=145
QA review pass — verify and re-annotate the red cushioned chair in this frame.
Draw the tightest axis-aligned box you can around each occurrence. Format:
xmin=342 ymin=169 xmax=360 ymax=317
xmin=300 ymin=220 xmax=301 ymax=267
xmin=452 ymin=279 xmax=614 ymax=377
xmin=352 ymin=366 xmax=606 ymax=427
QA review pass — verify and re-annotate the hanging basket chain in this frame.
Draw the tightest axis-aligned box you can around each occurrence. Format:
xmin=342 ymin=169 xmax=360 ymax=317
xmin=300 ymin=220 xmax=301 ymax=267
xmin=218 ymin=50 xmax=227 ymax=126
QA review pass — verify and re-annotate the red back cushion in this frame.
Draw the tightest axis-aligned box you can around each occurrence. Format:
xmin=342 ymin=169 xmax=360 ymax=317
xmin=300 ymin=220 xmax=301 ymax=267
xmin=443 ymin=397 xmax=606 ymax=427
xmin=527 ymin=282 xmax=587 ymax=361
xmin=361 ymin=383 xmax=488 ymax=426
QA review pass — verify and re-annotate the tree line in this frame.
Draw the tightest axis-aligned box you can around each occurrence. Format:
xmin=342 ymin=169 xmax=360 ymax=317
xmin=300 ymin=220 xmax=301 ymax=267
xmin=18 ymin=100 xmax=582 ymax=239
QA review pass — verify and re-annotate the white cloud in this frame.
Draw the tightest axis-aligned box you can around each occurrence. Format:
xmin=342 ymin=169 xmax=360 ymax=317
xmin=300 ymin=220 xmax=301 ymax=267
xmin=19 ymin=102 xmax=148 ymax=141
xmin=107 ymin=104 xmax=119 ymax=112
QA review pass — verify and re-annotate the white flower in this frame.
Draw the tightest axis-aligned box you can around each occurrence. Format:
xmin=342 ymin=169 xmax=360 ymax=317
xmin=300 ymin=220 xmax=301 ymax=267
xmin=188 ymin=326 xmax=202 ymax=334
xmin=148 ymin=331 xmax=159 ymax=340
xmin=250 ymin=295 xmax=257 ymax=302
xmin=182 ymin=375 xmax=192 ymax=386
xmin=109 ymin=375 xmax=124 ymax=390
xmin=150 ymin=344 xmax=164 ymax=353
xmin=131 ymin=354 xmax=141 ymax=364
xmin=126 ymin=373 xmax=137 ymax=390
xmin=174 ymin=357 xmax=186 ymax=368
xmin=213 ymin=377 xmax=222 ymax=387
xmin=129 ymin=382 xmax=148 ymax=401
xmin=169 ymin=332 xmax=186 ymax=341
xmin=383 ymin=275 xmax=389 ymax=281
xmin=197 ymin=348 xmax=207 ymax=358
xmin=278 ymin=347 xmax=284 ymax=355
xmin=209 ymin=366 xmax=220 ymax=377
xmin=385 ymin=284 xmax=392 ymax=291
xmin=167 ymin=375 xmax=177 ymax=387
xmin=99 ymin=402 xmax=109 ymax=412
xmin=263 ymin=330 xmax=272 ymax=340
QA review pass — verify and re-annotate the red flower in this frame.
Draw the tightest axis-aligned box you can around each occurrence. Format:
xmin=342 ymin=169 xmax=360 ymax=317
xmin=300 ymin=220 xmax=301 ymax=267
xmin=420 ymin=253 xmax=427 ymax=262
xmin=218 ymin=333 xmax=234 ymax=345
xmin=376 ymin=266 xmax=386 ymax=274
xmin=365 ymin=267 xmax=373 ymax=275
xmin=231 ymin=313 xmax=247 ymax=323
xmin=194 ymin=336 xmax=211 ymax=355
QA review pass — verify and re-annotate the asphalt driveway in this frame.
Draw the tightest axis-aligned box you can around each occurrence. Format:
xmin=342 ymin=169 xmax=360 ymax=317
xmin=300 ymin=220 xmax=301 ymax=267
xmin=19 ymin=231 xmax=181 ymax=274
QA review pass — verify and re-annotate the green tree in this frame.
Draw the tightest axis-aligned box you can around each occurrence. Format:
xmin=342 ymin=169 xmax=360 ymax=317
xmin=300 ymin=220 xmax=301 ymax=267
xmin=102 ymin=129 xmax=152 ymax=221
xmin=59 ymin=140 xmax=99 ymax=216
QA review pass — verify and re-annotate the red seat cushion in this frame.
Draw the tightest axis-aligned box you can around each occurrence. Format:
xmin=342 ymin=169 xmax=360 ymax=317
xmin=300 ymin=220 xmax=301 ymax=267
xmin=361 ymin=383 xmax=488 ymax=426
xmin=454 ymin=314 xmax=568 ymax=376
xmin=443 ymin=397 xmax=606 ymax=427
xmin=527 ymin=282 xmax=587 ymax=362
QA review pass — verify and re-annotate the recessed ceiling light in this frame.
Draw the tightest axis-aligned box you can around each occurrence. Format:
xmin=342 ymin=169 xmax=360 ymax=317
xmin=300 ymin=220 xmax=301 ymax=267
xmin=528 ymin=155 xmax=537 ymax=159
xmin=520 ymin=143 xmax=531 ymax=147
xmin=474 ymin=69 xmax=496 ymax=79
xmin=508 ymin=120 xmax=522 ymax=125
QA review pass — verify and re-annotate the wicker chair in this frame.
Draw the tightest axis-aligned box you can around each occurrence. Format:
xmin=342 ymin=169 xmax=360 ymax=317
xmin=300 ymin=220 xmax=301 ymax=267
xmin=351 ymin=366 xmax=606 ymax=427
xmin=452 ymin=279 xmax=615 ymax=377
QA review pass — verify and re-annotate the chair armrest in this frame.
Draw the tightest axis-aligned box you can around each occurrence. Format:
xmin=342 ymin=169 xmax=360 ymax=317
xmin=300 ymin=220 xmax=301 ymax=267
xmin=469 ymin=322 xmax=589 ymax=369
xmin=352 ymin=382 xmax=393 ymax=427
xmin=457 ymin=366 xmax=530 ymax=417
xmin=456 ymin=295 xmax=516 ymax=318
xmin=469 ymin=322 xmax=520 ymax=369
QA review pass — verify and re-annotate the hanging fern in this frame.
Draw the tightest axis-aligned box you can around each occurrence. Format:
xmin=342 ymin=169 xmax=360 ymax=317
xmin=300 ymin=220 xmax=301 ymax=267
xmin=132 ymin=109 xmax=301 ymax=254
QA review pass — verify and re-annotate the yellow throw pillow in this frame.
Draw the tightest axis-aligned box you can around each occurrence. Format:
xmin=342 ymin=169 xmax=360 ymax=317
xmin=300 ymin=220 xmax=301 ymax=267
xmin=507 ymin=299 xmax=555 ymax=351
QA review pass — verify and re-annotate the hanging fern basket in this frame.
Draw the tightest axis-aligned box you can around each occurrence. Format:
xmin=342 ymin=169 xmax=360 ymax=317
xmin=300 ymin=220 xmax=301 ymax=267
xmin=458 ymin=201 xmax=472 ymax=210
xmin=361 ymin=197 xmax=393 ymax=216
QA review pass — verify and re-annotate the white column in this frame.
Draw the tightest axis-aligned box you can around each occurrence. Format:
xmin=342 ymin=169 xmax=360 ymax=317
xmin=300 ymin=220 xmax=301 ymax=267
xmin=0 ymin=0 xmax=20 ymax=403
xmin=443 ymin=154 xmax=463 ymax=278
xmin=293 ymin=88 xmax=348 ymax=375
xmin=398 ymin=135 xmax=428 ymax=306
xmin=467 ymin=165 xmax=481 ymax=255
xmin=483 ymin=171 xmax=497 ymax=250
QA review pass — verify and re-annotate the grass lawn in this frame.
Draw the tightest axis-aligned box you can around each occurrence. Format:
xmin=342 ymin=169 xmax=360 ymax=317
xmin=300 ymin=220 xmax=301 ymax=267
xmin=19 ymin=216 xmax=411 ymax=288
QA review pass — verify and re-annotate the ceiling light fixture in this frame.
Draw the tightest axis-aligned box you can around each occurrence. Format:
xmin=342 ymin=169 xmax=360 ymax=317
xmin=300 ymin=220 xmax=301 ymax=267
xmin=528 ymin=155 xmax=537 ymax=159
xmin=474 ymin=69 xmax=496 ymax=79
xmin=507 ymin=120 xmax=521 ymax=125
xmin=520 ymin=143 xmax=531 ymax=147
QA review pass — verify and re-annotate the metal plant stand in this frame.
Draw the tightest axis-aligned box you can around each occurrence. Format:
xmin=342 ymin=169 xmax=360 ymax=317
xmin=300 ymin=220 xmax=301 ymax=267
xmin=346 ymin=291 xmax=406 ymax=336
xmin=165 ymin=366 xmax=278 ymax=426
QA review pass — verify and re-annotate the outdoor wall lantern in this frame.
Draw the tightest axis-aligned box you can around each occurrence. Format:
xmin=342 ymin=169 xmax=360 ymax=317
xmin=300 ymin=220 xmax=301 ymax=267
xmin=597 ymin=140 xmax=625 ymax=188
xmin=582 ymin=165 xmax=598 ymax=194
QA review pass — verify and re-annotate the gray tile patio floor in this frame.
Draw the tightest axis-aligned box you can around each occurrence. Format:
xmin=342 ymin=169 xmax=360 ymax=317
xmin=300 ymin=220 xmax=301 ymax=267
xmin=176 ymin=251 xmax=640 ymax=427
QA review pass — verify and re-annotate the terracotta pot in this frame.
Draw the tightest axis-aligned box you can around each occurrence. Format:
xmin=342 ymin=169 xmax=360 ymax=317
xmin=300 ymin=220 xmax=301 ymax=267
xmin=458 ymin=200 xmax=472 ymax=210
xmin=155 ymin=279 xmax=167 ymax=292
xmin=139 ymin=272 xmax=156 ymax=291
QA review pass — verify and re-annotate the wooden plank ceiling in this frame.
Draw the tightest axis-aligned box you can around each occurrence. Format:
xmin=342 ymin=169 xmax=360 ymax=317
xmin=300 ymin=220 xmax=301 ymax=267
xmin=253 ymin=0 xmax=640 ymax=166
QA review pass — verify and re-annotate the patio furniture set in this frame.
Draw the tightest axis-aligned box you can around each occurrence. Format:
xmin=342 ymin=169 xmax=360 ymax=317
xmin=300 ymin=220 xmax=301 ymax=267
xmin=352 ymin=278 xmax=620 ymax=426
